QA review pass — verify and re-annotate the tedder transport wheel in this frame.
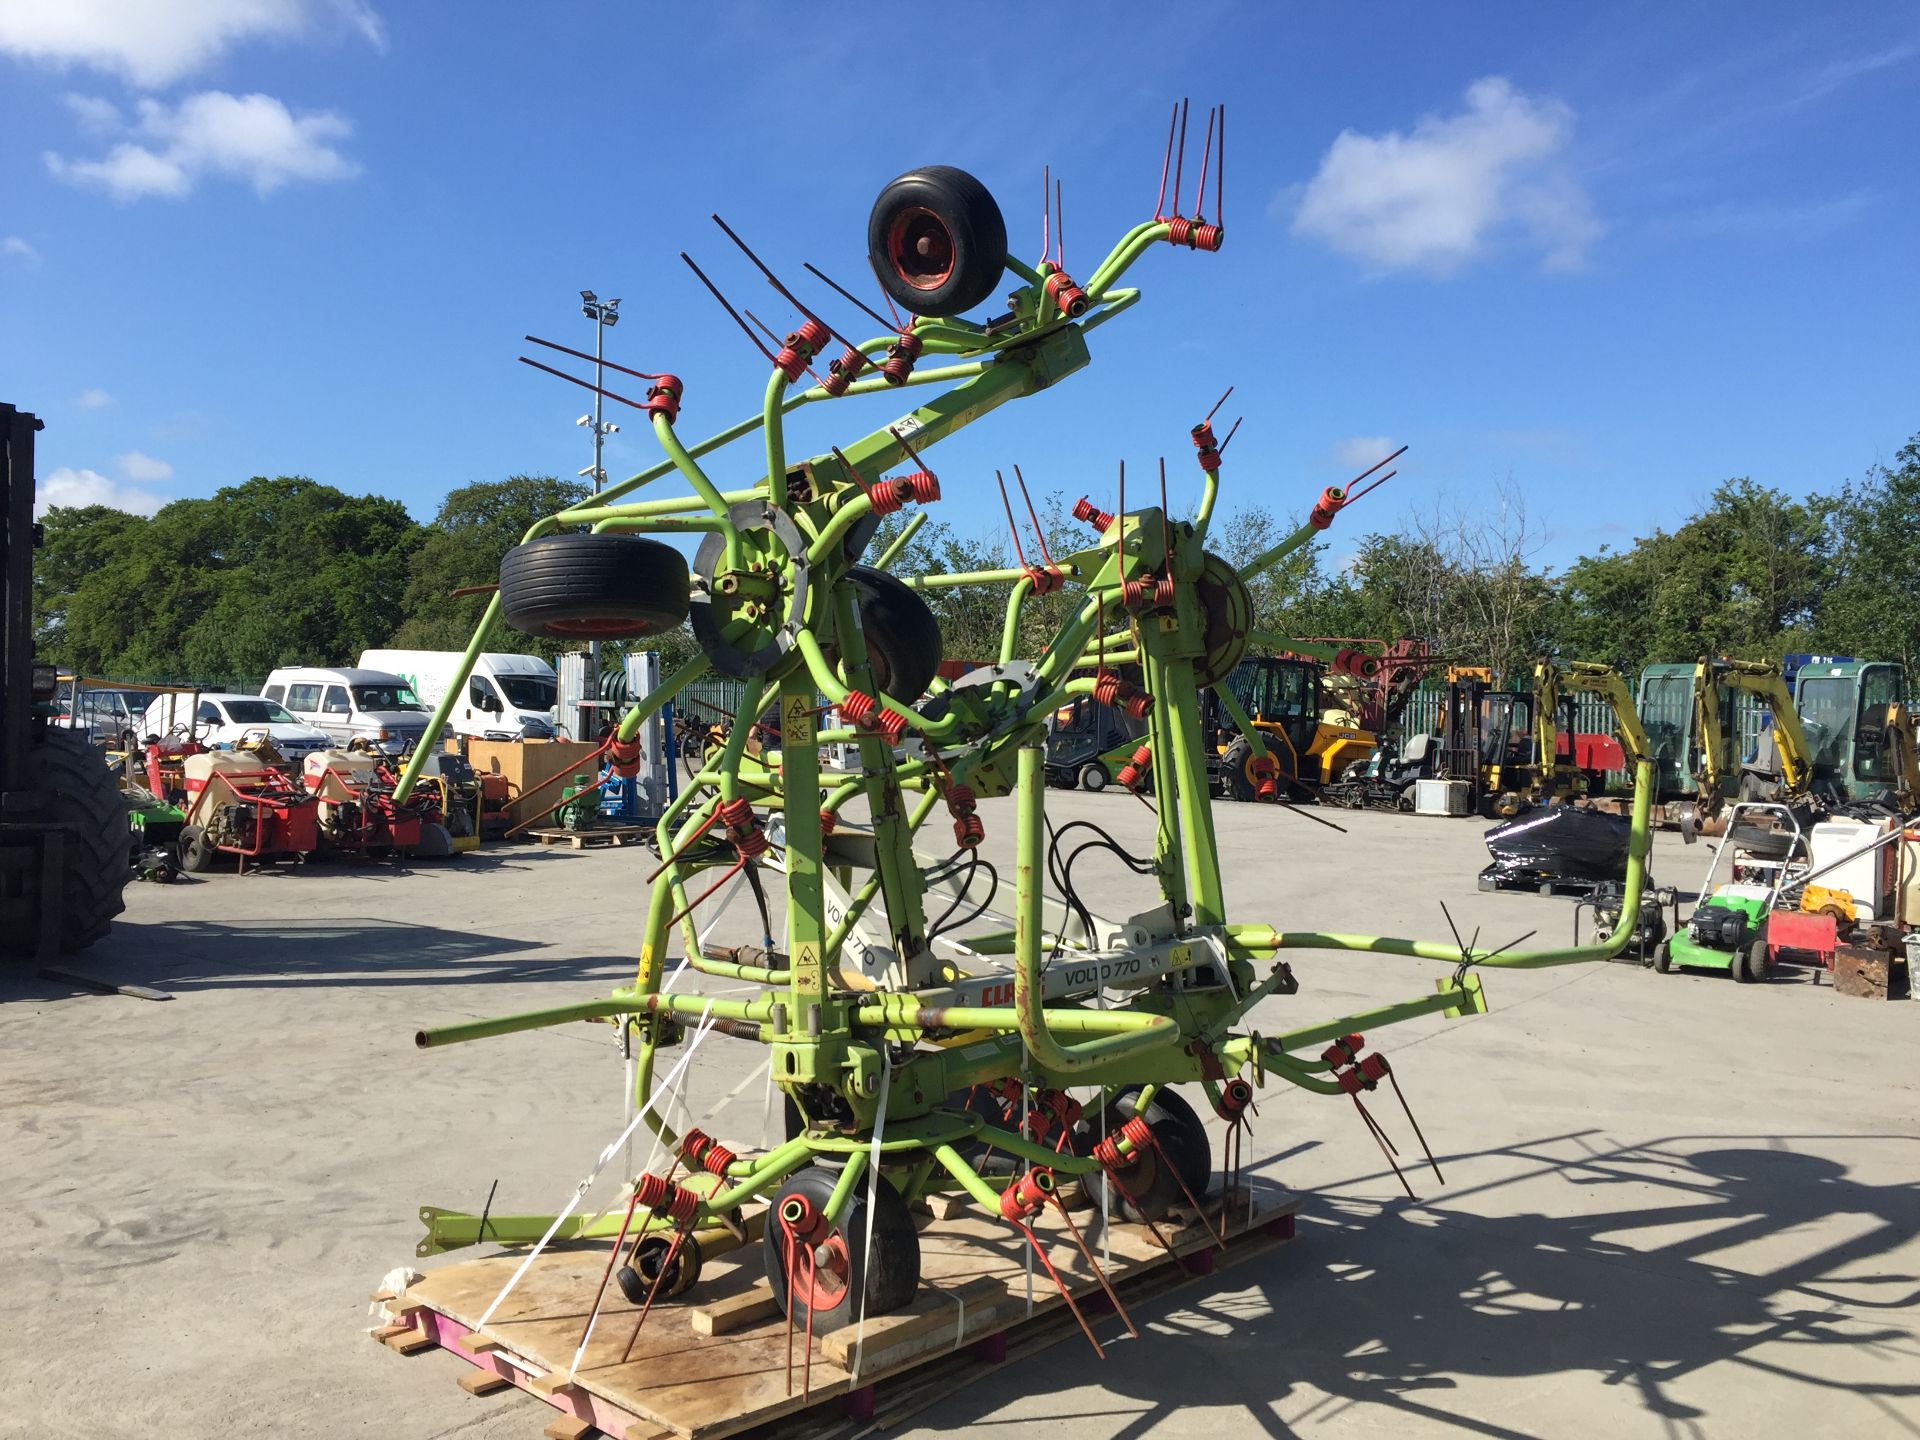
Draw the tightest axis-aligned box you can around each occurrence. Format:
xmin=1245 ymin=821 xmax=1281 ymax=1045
xmin=499 ymin=533 xmax=690 ymax=640
xmin=846 ymin=566 xmax=942 ymax=703
xmin=867 ymin=167 xmax=1008 ymax=319
xmin=763 ymin=1165 xmax=920 ymax=1330
xmin=1075 ymin=1084 xmax=1212 ymax=1223
xmin=1079 ymin=762 xmax=1108 ymax=793
xmin=6 ymin=727 xmax=129 ymax=954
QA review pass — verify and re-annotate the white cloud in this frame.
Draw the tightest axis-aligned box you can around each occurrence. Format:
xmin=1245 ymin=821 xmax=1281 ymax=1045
xmin=1291 ymin=77 xmax=1599 ymax=276
xmin=0 ymin=0 xmax=384 ymax=89
xmin=2 ymin=235 xmax=38 ymax=264
xmin=33 ymin=466 xmax=168 ymax=518
xmin=76 ymin=388 xmax=113 ymax=409
xmin=46 ymin=90 xmax=359 ymax=201
xmin=63 ymin=91 xmax=120 ymax=133
xmin=117 ymin=450 xmax=173 ymax=481
xmin=1332 ymin=436 xmax=1398 ymax=471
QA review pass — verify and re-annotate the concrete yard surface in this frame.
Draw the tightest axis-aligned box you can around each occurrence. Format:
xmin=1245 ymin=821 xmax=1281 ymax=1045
xmin=3 ymin=791 xmax=1916 ymax=1440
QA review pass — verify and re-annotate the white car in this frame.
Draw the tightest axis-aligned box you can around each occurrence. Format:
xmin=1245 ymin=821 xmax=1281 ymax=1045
xmin=140 ymin=692 xmax=333 ymax=759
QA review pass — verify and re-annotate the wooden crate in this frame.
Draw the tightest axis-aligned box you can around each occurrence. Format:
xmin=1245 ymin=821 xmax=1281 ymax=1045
xmin=466 ymin=739 xmax=603 ymax=830
xmin=375 ymin=1187 xmax=1299 ymax=1440
xmin=1833 ymin=943 xmax=1909 ymax=1000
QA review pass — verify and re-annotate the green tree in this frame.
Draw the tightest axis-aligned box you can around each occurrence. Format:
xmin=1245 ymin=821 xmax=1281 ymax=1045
xmin=1819 ymin=435 xmax=1920 ymax=678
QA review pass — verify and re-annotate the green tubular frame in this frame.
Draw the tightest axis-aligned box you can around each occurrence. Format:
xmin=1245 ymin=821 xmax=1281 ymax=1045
xmin=408 ymin=182 xmax=1655 ymax=1254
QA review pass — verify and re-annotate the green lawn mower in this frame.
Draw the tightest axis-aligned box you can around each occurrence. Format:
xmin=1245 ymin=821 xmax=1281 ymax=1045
xmin=1654 ymin=802 xmax=1808 ymax=981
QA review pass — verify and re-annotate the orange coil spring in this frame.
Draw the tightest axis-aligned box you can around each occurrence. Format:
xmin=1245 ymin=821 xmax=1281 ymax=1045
xmin=1092 ymin=1114 xmax=1154 ymax=1169
xmin=633 ymin=1172 xmax=701 ymax=1223
xmin=945 ymin=784 xmax=976 ymax=816
xmin=881 ymin=330 xmax=923 ymax=384
xmin=1122 ymin=574 xmax=1175 ymax=610
xmin=607 ymin=738 xmax=642 ymax=779
xmin=1117 ymin=744 xmax=1154 ymax=789
xmin=1164 ymin=217 xmax=1224 ymax=251
xmin=952 ymin=813 xmax=985 ymax=849
xmin=1072 ymin=496 xmax=1115 ymax=531
xmin=1092 ymin=671 xmax=1124 ymax=708
xmin=682 ymin=1128 xmax=738 ymax=1176
xmin=821 ymin=346 xmax=869 ymax=397
xmin=1024 ymin=565 xmax=1065 ymax=595
xmin=717 ymin=797 xmax=755 ymax=830
xmin=999 ymin=1168 xmax=1054 ymax=1222
xmin=1309 ymin=487 xmax=1344 ymax=530
xmin=734 ymin=826 xmax=770 ymax=859
xmin=819 ymin=809 xmax=836 ymax=837
xmin=1217 ymin=1079 xmax=1254 ymax=1121
xmin=867 ymin=470 xmax=941 ymax=517
xmin=644 ymin=375 xmax=683 ymax=423
xmin=1044 ymin=269 xmax=1089 ymax=317
xmin=1191 ymin=420 xmax=1221 ymax=472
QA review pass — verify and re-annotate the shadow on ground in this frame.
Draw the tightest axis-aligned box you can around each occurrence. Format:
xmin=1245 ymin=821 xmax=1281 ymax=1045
xmin=915 ymin=1130 xmax=1920 ymax=1438
xmin=4 ymin=916 xmax=640 ymax=998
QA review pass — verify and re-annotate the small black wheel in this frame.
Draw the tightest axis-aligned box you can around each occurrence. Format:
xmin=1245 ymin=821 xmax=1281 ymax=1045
xmin=1078 ymin=763 xmax=1108 ymax=793
xmin=1221 ymin=737 xmax=1257 ymax=802
xmin=499 ymin=533 xmax=690 ymax=640
xmin=178 ymin=826 xmax=216 ymax=874
xmin=1737 ymin=937 xmax=1770 ymax=984
xmin=846 ymin=566 xmax=942 ymax=703
xmin=867 ymin=166 xmax=1008 ymax=318
xmin=1652 ymin=941 xmax=1672 ymax=973
xmin=763 ymin=1165 xmax=920 ymax=1330
xmin=1074 ymin=1085 xmax=1212 ymax=1223
xmin=614 ymin=1233 xmax=703 ymax=1304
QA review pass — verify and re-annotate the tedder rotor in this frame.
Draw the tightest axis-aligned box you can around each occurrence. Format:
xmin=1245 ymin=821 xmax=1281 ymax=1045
xmin=399 ymin=105 xmax=1655 ymax=1380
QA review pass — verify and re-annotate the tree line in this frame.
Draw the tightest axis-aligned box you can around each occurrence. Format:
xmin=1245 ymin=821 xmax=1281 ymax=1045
xmin=32 ymin=434 xmax=1919 ymax=690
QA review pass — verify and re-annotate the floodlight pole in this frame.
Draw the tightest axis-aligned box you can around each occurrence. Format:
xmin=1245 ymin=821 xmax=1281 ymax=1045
xmin=580 ymin=290 xmax=621 ymax=698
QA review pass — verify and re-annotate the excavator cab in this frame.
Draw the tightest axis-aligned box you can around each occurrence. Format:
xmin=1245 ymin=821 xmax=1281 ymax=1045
xmin=1795 ymin=661 xmax=1910 ymax=802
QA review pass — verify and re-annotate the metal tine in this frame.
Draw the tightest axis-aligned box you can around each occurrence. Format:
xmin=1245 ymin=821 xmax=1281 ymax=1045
xmin=744 ymin=308 xmax=824 ymax=386
xmin=1159 ymin=456 xmax=1172 ymax=566
xmin=524 ymin=334 xmax=665 ymax=382
xmin=1347 ymin=469 xmax=1396 ymax=505
xmin=1439 ymin=900 xmax=1469 ymax=958
xmin=1204 ymin=384 xmax=1235 ymax=425
xmin=1387 ymin=1069 xmax=1445 ymax=1183
xmin=831 ymin=445 xmax=871 ymax=492
xmin=1193 ymin=105 xmax=1216 ymax=220
xmin=995 ymin=471 xmax=1032 ymax=571
xmin=1056 ymin=175 xmax=1065 ymax=268
xmin=516 ymin=355 xmax=646 ymax=409
xmin=1217 ymin=103 xmax=1225 ymax=226
xmin=1153 ymin=101 xmax=1178 ymax=220
xmin=889 ymin=423 xmax=935 ymax=479
xmin=1346 ymin=444 xmax=1409 ymax=491
xmin=1041 ymin=163 xmax=1051 ymax=264
xmin=681 ymin=252 xmax=780 ymax=366
xmin=1478 ymin=928 xmax=1539 ymax=963
xmin=712 ymin=215 xmax=869 ymax=357
xmin=1172 ymin=98 xmax=1190 ymax=220
xmin=1272 ymin=798 xmax=1348 ymax=833
xmin=802 ymin=262 xmax=898 ymax=334
xmin=1010 ymin=464 xmax=1054 ymax=567
xmin=1218 ymin=416 xmax=1243 ymax=453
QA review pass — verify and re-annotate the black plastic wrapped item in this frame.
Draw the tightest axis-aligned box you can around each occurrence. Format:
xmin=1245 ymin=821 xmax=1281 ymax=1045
xmin=1480 ymin=805 xmax=1631 ymax=885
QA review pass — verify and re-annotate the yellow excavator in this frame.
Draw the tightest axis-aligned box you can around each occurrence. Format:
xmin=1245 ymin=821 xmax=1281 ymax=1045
xmin=1683 ymin=657 xmax=1816 ymax=825
xmin=1533 ymin=661 xmax=1652 ymax=802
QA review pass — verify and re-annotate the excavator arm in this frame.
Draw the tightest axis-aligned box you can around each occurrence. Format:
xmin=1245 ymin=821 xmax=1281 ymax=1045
xmin=1716 ymin=658 xmax=1815 ymax=796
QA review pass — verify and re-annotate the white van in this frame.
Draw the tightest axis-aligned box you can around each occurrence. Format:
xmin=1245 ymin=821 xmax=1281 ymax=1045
xmin=358 ymin=650 xmax=558 ymax=741
xmin=260 ymin=666 xmax=441 ymax=754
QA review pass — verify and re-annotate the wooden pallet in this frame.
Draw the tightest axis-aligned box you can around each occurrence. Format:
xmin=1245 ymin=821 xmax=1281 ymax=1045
xmin=374 ymin=1186 xmax=1300 ymax=1440
xmin=525 ymin=825 xmax=647 ymax=850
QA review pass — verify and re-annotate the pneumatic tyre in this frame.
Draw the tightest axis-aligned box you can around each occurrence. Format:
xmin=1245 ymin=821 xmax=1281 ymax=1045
xmin=499 ymin=533 xmax=690 ymax=640
xmin=867 ymin=167 xmax=1008 ymax=318
xmin=1737 ymin=937 xmax=1771 ymax=984
xmin=1652 ymin=941 xmax=1672 ymax=973
xmin=1221 ymin=737 xmax=1257 ymax=802
xmin=847 ymin=566 xmax=942 ymax=703
xmin=763 ymin=1165 xmax=920 ymax=1330
xmin=3 ymin=728 xmax=129 ymax=954
xmin=1079 ymin=763 xmax=1108 ymax=793
xmin=1074 ymin=1085 xmax=1212 ymax=1223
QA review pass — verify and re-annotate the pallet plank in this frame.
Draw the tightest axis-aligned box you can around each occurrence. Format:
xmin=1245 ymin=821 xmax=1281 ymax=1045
xmin=459 ymin=1369 xmax=515 ymax=1396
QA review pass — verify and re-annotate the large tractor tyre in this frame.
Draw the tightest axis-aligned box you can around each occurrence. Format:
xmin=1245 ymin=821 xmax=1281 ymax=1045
xmin=847 ymin=566 xmax=943 ymax=703
xmin=1221 ymin=737 xmax=1259 ymax=802
xmin=763 ymin=1165 xmax=921 ymax=1330
xmin=498 ymin=533 xmax=690 ymax=641
xmin=867 ymin=167 xmax=1008 ymax=318
xmin=5 ymin=728 xmax=130 ymax=954
xmin=1075 ymin=1085 xmax=1212 ymax=1224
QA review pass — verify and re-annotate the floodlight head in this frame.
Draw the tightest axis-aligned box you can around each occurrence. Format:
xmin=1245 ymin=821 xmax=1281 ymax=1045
xmin=603 ymin=310 xmax=619 ymax=326
xmin=581 ymin=289 xmax=597 ymax=303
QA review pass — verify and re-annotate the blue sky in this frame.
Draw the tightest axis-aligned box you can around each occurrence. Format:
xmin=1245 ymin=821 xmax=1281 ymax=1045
xmin=2 ymin=1 xmax=1915 ymax=570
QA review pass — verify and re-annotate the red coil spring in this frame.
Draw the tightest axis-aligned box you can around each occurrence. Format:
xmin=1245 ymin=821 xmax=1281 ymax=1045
xmin=1124 ymin=690 xmax=1153 ymax=720
xmin=1024 ymin=564 xmax=1065 ymax=595
xmin=819 ymin=809 xmax=836 ymax=837
xmin=1044 ymin=269 xmax=1089 ymax=318
xmin=644 ymin=375 xmax=683 ymax=424
xmin=1122 ymin=574 xmax=1175 ymax=610
xmin=734 ymin=825 xmax=770 ymax=859
xmin=945 ymin=784 xmax=976 ymax=816
xmin=840 ymin=691 xmax=907 ymax=742
xmin=821 ymin=346 xmax=869 ymax=397
xmin=633 ymin=1172 xmax=701 ymax=1223
xmin=839 ymin=691 xmax=876 ymax=726
xmin=867 ymin=470 xmax=940 ymax=517
xmin=952 ymin=813 xmax=985 ymax=849
xmin=1072 ymin=496 xmax=1115 ymax=531
xmin=1216 ymin=1078 xmax=1254 ymax=1121
xmin=778 ymin=1191 xmax=827 ymax=1245
xmin=717 ymin=797 xmax=755 ymax=830
xmin=682 ymin=1128 xmax=739 ymax=1176
xmin=1092 ymin=671 xmax=1123 ymax=707
xmin=1321 ymin=1033 xmax=1364 ymax=1067
xmin=881 ymin=329 xmax=923 ymax=385
xmin=1191 ymin=420 xmax=1221 ymax=473
xmin=1117 ymin=744 xmax=1153 ymax=789
xmin=773 ymin=345 xmax=808 ymax=383
xmin=999 ymin=1168 xmax=1054 ymax=1222
xmin=1309 ymin=486 xmax=1344 ymax=530
xmin=607 ymin=738 xmax=642 ymax=779
xmin=1092 ymin=1113 xmax=1155 ymax=1169
xmin=1164 ymin=217 xmax=1224 ymax=251
xmin=1359 ymin=1053 xmax=1390 ymax=1083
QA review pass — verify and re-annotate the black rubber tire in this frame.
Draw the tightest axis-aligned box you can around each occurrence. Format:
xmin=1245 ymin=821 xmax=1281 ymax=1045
xmin=1738 ymin=937 xmax=1770 ymax=984
xmin=1221 ymin=737 xmax=1258 ymax=802
xmin=867 ymin=166 xmax=1008 ymax=318
xmin=1078 ymin=763 xmax=1108 ymax=793
xmin=499 ymin=533 xmax=690 ymax=640
xmin=847 ymin=566 xmax=942 ymax=702
xmin=1075 ymin=1085 xmax=1212 ymax=1224
xmin=4 ymin=728 xmax=129 ymax=953
xmin=177 ymin=827 xmax=216 ymax=874
xmin=763 ymin=1165 xmax=920 ymax=1330
xmin=614 ymin=1233 xmax=703 ymax=1304
xmin=1652 ymin=941 xmax=1672 ymax=973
